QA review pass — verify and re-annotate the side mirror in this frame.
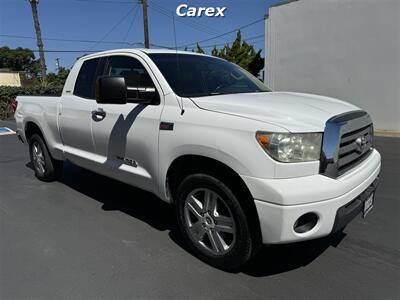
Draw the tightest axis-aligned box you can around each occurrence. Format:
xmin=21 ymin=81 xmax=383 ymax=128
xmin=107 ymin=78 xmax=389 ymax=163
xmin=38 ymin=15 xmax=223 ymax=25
xmin=95 ymin=76 xmax=127 ymax=104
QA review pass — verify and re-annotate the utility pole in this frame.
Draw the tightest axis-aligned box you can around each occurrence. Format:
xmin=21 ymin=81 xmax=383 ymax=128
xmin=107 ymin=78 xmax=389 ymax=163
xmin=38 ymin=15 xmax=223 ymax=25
xmin=141 ymin=0 xmax=150 ymax=48
xmin=28 ymin=0 xmax=46 ymax=81
xmin=55 ymin=58 xmax=60 ymax=72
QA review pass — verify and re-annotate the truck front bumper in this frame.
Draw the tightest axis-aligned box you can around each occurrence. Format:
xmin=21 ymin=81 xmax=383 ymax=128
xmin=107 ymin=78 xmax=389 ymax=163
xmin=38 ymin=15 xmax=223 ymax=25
xmin=242 ymin=149 xmax=381 ymax=244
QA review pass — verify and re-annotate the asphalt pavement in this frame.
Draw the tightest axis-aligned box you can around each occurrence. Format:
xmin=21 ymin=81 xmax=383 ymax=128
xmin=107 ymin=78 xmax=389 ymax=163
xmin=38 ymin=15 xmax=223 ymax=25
xmin=0 ymin=119 xmax=399 ymax=300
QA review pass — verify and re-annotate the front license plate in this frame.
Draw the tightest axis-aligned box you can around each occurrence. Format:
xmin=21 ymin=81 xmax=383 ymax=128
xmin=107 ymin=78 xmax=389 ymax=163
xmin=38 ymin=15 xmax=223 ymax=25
xmin=363 ymin=193 xmax=374 ymax=218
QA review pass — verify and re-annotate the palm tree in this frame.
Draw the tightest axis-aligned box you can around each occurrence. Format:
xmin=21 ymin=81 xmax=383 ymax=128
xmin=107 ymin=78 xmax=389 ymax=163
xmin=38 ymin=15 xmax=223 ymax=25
xmin=29 ymin=0 xmax=46 ymax=81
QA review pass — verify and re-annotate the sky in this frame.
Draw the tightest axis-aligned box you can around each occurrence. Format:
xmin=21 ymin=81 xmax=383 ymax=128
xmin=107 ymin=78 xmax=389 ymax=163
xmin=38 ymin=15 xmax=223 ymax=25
xmin=0 ymin=0 xmax=284 ymax=72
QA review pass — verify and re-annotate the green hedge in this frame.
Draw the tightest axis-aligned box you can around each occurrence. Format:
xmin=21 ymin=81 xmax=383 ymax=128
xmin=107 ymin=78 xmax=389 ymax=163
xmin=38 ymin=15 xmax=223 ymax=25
xmin=0 ymin=85 xmax=63 ymax=119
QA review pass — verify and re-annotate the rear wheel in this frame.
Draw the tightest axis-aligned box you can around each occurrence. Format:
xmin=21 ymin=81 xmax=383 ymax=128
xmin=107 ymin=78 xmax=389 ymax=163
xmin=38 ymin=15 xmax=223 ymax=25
xmin=175 ymin=174 xmax=256 ymax=271
xmin=29 ymin=134 xmax=62 ymax=182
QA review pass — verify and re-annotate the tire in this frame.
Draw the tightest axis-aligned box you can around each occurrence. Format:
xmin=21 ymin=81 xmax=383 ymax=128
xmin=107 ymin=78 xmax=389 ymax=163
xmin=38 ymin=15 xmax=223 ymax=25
xmin=29 ymin=133 xmax=63 ymax=182
xmin=175 ymin=174 xmax=256 ymax=271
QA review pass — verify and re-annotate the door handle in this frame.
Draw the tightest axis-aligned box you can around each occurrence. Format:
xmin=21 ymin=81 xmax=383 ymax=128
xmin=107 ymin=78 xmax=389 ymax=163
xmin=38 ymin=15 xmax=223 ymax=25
xmin=92 ymin=108 xmax=106 ymax=121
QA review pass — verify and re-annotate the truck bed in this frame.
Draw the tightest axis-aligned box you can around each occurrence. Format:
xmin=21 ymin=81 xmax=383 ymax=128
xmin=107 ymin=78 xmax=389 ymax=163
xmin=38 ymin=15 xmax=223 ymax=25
xmin=15 ymin=96 xmax=63 ymax=160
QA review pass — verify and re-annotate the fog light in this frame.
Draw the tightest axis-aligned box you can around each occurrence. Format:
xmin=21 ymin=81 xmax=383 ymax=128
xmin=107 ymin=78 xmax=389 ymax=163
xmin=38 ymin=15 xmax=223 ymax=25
xmin=294 ymin=213 xmax=319 ymax=233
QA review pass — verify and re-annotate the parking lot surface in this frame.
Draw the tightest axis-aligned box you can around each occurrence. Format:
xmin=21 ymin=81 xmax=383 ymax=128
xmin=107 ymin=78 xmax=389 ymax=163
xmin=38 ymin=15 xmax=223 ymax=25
xmin=0 ymin=119 xmax=399 ymax=300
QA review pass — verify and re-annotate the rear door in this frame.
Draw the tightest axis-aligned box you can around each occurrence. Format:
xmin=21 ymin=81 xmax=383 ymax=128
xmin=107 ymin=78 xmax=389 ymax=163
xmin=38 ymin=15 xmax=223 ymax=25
xmin=90 ymin=54 xmax=164 ymax=193
xmin=59 ymin=57 xmax=104 ymax=167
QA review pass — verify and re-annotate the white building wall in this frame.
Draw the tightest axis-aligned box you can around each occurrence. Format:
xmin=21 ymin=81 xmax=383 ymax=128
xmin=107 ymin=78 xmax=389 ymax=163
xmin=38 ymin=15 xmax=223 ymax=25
xmin=265 ymin=0 xmax=400 ymax=131
xmin=0 ymin=72 xmax=22 ymax=87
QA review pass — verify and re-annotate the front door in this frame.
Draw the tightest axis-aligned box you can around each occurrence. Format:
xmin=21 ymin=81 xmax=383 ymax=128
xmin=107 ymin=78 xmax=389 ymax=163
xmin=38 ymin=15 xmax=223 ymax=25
xmin=91 ymin=54 xmax=163 ymax=193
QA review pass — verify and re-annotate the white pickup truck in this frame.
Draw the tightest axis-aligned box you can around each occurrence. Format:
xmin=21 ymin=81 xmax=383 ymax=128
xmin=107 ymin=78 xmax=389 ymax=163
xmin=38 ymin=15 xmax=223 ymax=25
xmin=15 ymin=49 xmax=381 ymax=270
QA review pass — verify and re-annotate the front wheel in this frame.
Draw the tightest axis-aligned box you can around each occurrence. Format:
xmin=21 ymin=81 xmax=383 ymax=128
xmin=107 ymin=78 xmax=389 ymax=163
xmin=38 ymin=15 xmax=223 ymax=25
xmin=175 ymin=174 xmax=256 ymax=271
xmin=29 ymin=134 xmax=63 ymax=182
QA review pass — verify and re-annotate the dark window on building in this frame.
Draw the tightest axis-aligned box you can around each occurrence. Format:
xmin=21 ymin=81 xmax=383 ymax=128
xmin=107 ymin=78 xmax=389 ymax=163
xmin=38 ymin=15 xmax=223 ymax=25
xmin=74 ymin=58 xmax=100 ymax=99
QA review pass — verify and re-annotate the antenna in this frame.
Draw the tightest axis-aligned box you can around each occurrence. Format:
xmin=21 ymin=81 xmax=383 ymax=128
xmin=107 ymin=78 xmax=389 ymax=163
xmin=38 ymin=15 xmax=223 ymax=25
xmin=172 ymin=12 xmax=185 ymax=115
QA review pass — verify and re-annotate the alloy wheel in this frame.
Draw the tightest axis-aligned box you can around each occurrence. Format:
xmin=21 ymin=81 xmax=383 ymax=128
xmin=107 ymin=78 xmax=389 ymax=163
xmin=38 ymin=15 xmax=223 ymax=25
xmin=183 ymin=188 xmax=236 ymax=255
xmin=32 ymin=142 xmax=46 ymax=176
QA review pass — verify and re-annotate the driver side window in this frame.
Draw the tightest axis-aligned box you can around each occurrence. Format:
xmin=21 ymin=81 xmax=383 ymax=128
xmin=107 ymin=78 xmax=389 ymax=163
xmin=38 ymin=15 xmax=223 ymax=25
xmin=105 ymin=55 xmax=159 ymax=104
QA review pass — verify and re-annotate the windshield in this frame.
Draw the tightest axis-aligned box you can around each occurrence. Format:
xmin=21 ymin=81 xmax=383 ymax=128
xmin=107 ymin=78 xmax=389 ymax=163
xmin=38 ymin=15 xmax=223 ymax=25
xmin=148 ymin=53 xmax=271 ymax=97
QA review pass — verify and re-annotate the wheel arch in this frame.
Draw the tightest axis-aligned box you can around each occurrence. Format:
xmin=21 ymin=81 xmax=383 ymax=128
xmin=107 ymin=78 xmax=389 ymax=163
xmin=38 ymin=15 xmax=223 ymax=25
xmin=166 ymin=154 xmax=262 ymax=244
xmin=25 ymin=121 xmax=45 ymax=142
xmin=23 ymin=117 xmax=64 ymax=161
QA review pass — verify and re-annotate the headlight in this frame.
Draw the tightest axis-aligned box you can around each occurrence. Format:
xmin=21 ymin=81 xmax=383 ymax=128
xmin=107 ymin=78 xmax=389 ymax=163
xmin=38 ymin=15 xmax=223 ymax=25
xmin=256 ymin=132 xmax=322 ymax=162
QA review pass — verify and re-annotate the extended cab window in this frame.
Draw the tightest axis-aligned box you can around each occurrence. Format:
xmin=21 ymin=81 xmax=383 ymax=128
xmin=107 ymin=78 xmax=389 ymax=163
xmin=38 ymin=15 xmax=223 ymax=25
xmin=105 ymin=56 xmax=158 ymax=103
xmin=74 ymin=58 xmax=100 ymax=99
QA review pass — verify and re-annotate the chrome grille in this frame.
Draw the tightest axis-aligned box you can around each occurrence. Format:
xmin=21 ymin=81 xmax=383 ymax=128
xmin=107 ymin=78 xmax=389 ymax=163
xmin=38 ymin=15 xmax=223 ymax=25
xmin=320 ymin=111 xmax=373 ymax=178
xmin=337 ymin=124 xmax=373 ymax=175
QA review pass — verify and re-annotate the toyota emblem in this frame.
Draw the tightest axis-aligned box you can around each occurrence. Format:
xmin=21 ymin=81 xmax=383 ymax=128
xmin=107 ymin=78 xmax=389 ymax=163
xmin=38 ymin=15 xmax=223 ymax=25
xmin=355 ymin=136 xmax=368 ymax=153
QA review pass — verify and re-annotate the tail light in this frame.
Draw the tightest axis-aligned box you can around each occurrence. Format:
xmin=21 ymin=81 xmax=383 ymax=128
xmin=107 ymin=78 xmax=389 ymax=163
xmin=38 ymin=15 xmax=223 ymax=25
xmin=11 ymin=100 xmax=18 ymax=113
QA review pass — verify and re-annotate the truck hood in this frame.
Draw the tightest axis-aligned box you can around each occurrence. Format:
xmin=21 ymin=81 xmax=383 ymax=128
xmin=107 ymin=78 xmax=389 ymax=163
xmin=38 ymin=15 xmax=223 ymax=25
xmin=190 ymin=92 xmax=360 ymax=132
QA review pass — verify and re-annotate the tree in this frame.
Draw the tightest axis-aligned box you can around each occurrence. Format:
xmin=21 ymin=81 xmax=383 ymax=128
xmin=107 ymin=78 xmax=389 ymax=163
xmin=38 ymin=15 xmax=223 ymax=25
xmin=46 ymin=67 xmax=70 ymax=87
xmin=0 ymin=47 xmax=40 ymax=75
xmin=247 ymin=50 xmax=264 ymax=77
xmin=193 ymin=43 xmax=205 ymax=54
xmin=211 ymin=31 xmax=264 ymax=77
xmin=211 ymin=46 xmax=219 ymax=57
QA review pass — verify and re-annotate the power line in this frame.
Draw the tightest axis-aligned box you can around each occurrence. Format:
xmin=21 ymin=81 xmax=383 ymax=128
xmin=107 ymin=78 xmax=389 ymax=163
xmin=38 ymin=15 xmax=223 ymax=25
xmin=178 ymin=17 xmax=265 ymax=49
xmin=17 ymin=35 xmax=261 ymax=53
xmin=29 ymin=49 xmax=104 ymax=53
xmin=2 ymin=13 xmax=266 ymax=51
xmin=1 ymin=34 xmax=263 ymax=51
xmin=149 ymin=1 xmax=221 ymax=36
xmin=0 ymin=34 xmax=130 ymax=45
xmin=72 ymin=0 xmax=133 ymax=3
xmin=24 ymin=34 xmax=263 ymax=53
xmin=123 ymin=4 xmax=140 ymax=42
xmin=1 ymin=34 xmax=172 ymax=49
xmin=1 ymin=32 xmax=264 ymax=51
xmin=147 ymin=1 xmax=236 ymax=41
xmin=72 ymin=0 xmax=225 ymax=37
xmin=26 ymin=39 xmax=264 ymax=54
xmin=89 ymin=6 xmax=136 ymax=50
xmin=200 ymin=34 xmax=264 ymax=49
xmin=73 ymin=0 xmax=232 ymax=39
xmin=147 ymin=4 xmax=216 ymax=36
